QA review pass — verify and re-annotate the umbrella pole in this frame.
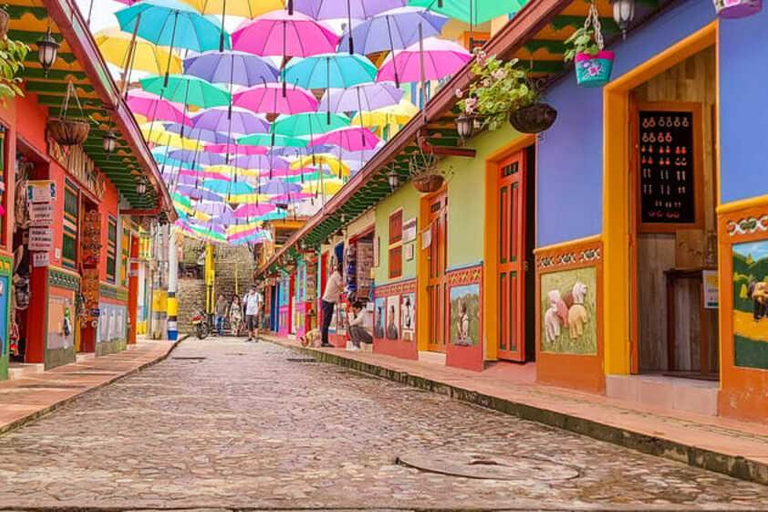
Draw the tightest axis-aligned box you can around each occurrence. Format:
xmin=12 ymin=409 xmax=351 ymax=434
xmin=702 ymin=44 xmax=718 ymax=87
xmin=385 ymin=16 xmax=400 ymax=87
xmin=180 ymin=81 xmax=191 ymax=139
xmin=219 ymin=0 xmax=227 ymax=53
xmin=120 ymin=13 xmax=141 ymax=99
xmin=326 ymin=57 xmax=331 ymax=124
xmin=282 ymin=21 xmax=287 ymax=98
xmin=356 ymin=86 xmax=365 ymax=147
xmin=418 ymin=23 xmax=427 ymax=125
xmin=346 ymin=0 xmax=354 ymax=55
xmin=164 ymin=11 xmax=180 ymax=87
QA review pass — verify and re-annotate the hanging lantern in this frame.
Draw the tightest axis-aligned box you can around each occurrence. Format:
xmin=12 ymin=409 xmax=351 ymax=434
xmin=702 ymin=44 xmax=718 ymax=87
xmin=37 ymin=29 xmax=60 ymax=77
xmin=610 ymin=0 xmax=636 ymax=39
xmin=456 ymin=114 xmax=474 ymax=141
xmin=102 ymin=130 xmax=118 ymax=154
xmin=387 ymin=167 xmax=399 ymax=191
xmin=136 ymin=180 xmax=147 ymax=195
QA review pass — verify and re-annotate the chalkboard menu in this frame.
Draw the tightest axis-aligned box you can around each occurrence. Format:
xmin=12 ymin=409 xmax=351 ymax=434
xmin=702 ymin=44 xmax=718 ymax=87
xmin=638 ymin=110 xmax=696 ymax=225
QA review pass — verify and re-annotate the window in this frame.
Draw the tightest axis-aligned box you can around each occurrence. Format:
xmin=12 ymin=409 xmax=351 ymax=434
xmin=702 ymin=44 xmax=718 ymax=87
xmin=388 ymin=210 xmax=403 ymax=279
xmin=120 ymin=225 xmax=130 ymax=287
xmin=106 ymin=216 xmax=117 ymax=283
xmin=62 ymin=181 xmax=79 ymax=270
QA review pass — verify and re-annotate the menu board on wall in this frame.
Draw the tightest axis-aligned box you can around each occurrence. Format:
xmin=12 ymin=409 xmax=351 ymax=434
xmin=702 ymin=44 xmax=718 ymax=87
xmin=638 ymin=109 xmax=697 ymax=227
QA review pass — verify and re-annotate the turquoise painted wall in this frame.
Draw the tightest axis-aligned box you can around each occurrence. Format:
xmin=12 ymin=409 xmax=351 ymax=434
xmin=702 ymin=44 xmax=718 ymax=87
xmin=374 ymin=185 xmax=421 ymax=285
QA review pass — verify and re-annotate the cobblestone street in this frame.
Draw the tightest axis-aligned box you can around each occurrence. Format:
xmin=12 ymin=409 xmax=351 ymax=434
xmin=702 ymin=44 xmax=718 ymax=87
xmin=1 ymin=338 xmax=767 ymax=510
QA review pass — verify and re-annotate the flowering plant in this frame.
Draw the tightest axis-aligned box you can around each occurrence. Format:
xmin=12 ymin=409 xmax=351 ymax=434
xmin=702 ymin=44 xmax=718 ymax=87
xmin=563 ymin=27 xmax=600 ymax=61
xmin=455 ymin=51 xmax=538 ymax=132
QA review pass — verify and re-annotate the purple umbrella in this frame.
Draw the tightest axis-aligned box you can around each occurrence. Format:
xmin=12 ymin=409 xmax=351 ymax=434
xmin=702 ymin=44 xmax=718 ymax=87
xmin=338 ymin=7 xmax=448 ymax=65
xmin=233 ymin=154 xmax=291 ymax=170
xmin=163 ymin=123 xmax=235 ymax=144
xmin=207 ymin=210 xmax=239 ymax=225
xmin=194 ymin=202 xmax=233 ymax=216
xmin=163 ymin=173 xmax=200 ymax=186
xmin=259 ymin=179 xmax=303 ymax=195
xmin=318 ymin=82 xmax=403 ymax=113
xmin=184 ymin=51 xmax=279 ymax=87
xmin=192 ymin=107 xmax=270 ymax=135
xmin=269 ymin=192 xmax=314 ymax=203
xmin=169 ymin=149 xmax=227 ymax=166
xmin=176 ymin=186 xmax=223 ymax=201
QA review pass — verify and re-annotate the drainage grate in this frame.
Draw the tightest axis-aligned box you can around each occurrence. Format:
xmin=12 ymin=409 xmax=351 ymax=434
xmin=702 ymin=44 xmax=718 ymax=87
xmin=16 ymin=384 xmax=88 ymax=390
xmin=397 ymin=450 xmax=580 ymax=481
xmin=286 ymin=357 xmax=318 ymax=363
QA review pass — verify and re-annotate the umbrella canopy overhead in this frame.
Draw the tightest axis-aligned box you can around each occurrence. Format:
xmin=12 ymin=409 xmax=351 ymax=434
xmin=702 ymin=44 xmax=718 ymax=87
xmin=233 ymin=83 xmax=318 ymax=115
xmin=181 ymin=0 xmax=285 ymax=17
xmin=95 ymin=28 xmax=183 ymax=75
xmin=141 ymin=74 xmax=231 ymax=108
xmin=204 ymin=143 xmax=268 ymax=155
xmin=338 ymin=6 xmax=448 ymax=55
xmin=283 ymin=54 xmax=377 ymax=90
xmin=184 ymin=51 xmax=279 ymax=87
xmin=310 ymin=126 xmax=380 ymax=151
xmin=127 ymin=90 xmax=190 ymax=125
xmin=318 ymin=82 xmax=403 ymax=113
xmin=192 ymin=107 xmax=270 ymax=134
xmin=238 ymin=132 xmax=309 ymax=148
xmin=352 ymin=99 xmax=418 ymax=127
xmin=292 ymin=0 xmax=405 ymax=19
xmin=407 ymin=0 xmax=526 ymax=24
xmin=377 ymin=37 xmax=472 ymax=82
xmin=273 ymin=112 xmax=351 ymax=137
xmin=231 ymin=10 xmax=339 ymax=58
xmin=163 ymin=123 xmax=235 ymax=144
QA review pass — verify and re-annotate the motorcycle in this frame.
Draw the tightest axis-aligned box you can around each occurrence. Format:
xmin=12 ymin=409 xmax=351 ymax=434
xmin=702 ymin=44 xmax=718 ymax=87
xmin=191 ymin=311 xmax=210 ymax=340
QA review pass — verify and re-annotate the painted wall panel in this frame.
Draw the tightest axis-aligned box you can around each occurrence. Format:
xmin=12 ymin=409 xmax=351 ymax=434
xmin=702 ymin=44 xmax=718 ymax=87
xmin=719 ymin=8 xmax=768 ymax=203
xmin=374 ymin=185 xmax=421 ymax=284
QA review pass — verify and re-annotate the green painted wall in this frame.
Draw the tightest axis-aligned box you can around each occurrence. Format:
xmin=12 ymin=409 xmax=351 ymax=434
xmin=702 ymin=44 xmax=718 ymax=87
xmin=374 ymin=184 xmax=421 ymax=285
xmin=441 ymin=124 xmax=523 ymax=269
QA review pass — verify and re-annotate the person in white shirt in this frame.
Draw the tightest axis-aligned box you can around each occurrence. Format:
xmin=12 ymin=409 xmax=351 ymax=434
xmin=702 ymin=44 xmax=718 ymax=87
xmin=347 ymin=301 xmax=372 ymax=349
xmin=320 ymin=262 xmax=344 ymax=347
xmin=243 ymin=285 xmax=264 ymax=342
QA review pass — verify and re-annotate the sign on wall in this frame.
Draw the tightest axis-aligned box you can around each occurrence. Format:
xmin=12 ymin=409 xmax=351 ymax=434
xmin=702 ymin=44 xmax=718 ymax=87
xmin=28 ymin=227 xmax=53 ymax=251
xmin=26 ymin=180 xmax=56 ymax=204
xmin=29 ymin=203 xmax=54 ymax=226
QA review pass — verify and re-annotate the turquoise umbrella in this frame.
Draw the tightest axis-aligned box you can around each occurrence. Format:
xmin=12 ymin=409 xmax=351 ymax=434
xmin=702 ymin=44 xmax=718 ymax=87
xmin=238 ymin=133 xmax=308 ymax=148
xmin=273 ymin=113 xmax=351 ymax=137
xmin=202 ymin=179 xmax=254 ymax=195
xmin=141 ymin=75 xmax=231 ymax=109
xmin=283 ymin=53 xmax=378 ymax=89
xmin=407 ymin=0 xmax=527 ymax=24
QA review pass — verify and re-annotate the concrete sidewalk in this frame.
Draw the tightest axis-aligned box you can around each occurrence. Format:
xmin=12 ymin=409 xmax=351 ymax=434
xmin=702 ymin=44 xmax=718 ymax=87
xmin=0 ymin=340 xmax=176 ymax=435
xmin=264 ymin=334 xmax=768 ymax=486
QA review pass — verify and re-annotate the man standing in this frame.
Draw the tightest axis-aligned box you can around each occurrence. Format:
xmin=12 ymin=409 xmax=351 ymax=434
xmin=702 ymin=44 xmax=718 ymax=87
xmin=320 ymin=262 xmax=344 ymax=348
xmin=214 ymin=293 xmax=228 ymax=336
xmin=244 ymin=285 xmax=264 ymax=342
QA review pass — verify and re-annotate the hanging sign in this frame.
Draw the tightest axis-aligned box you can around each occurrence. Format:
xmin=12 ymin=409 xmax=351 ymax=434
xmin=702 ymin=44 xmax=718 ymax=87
xmin=26 ymin=180 xmax=56 ymax=204
xmin=33 ymin=252 xmax=49 ymax=268
xmin=702 ymin=270 xmax=719 ymax=309
xmin=28 ymin=227 xmax=53 ymax=251
xmin=29 ymin=203 xmax=55 ymax=226
xmin=403 ymin=218 xmax=417 ymax=243
xmin=48 ymin=137 xmax=106 ymax=197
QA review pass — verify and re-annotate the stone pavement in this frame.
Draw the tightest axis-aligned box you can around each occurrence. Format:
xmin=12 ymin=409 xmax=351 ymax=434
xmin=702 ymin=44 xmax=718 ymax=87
xmin=0 ymin=337 xmax=767 ymax=510
xmin=0 ymin=339 xmax=175 ymax=435
xmin=264 ymin=335 xmax=768 ymax=487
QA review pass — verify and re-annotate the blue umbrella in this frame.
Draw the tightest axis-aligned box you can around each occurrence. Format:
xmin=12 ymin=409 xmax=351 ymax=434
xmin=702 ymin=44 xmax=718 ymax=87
xmin=238 ymin=133 xmax=308 ymax=148
xmin=163 ymin=123 xmax=234 ymax=144
xmin=140 ymin=75 xmax=231 ymax=109
xmin=184 ymin=51 xmax=279 ymax=87
xmin=283 ymin=54 xmax=378 ymax=90
xmin=203 ymin=179 xmax=254 ymax=195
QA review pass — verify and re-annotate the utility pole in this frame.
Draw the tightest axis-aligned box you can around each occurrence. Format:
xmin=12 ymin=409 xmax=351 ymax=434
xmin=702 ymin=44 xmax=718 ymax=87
xmin=167 ymin=226 xmax=179 ymax=341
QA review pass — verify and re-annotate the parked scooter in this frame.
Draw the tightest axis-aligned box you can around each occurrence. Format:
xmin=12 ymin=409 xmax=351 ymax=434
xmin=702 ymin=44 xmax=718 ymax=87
xmin=191 ymin=310 xmax=210 ymax=340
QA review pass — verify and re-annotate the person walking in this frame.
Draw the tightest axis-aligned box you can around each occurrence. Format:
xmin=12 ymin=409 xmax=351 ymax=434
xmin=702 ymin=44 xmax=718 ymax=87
xmin=229 ymin=294 xmax=243 ymax=337
xmin=320 ymin=262 xmax=344 ymax=348
xmin=244 ymin=285 xmax=264 ymax=342
xmin=214 ymin=293 xmax=228 ymax=336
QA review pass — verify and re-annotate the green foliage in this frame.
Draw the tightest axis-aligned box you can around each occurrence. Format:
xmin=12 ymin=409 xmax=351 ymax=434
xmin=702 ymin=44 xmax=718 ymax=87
xmin=456 ymin=52 xmax=538 ymax=132
xmin=0 ymin=32 xmax=29 ymax=104
xmin=563 ymin=27 xmax=600 ymax=62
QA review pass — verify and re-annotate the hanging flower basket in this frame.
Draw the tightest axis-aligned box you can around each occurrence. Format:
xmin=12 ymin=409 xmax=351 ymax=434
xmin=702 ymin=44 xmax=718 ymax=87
xmin=0 ymin=9 xmax=10 ymax=40
xmin=575 ymin=51 xmax=615 ymax=88
xmin=509 ymin=103 xmax=558 ymax=134
xmin=47 ymin=81 xmax=91 ymax=146
xmin=409 ymin=146 xmax=446 ymax=194
xmin=714 ymin=0 xmax=762 ymax=17
xmin=564 ymin=2 xmax=615 ymax=88
xmin=412 ymin=173 xmax=445 ymax=193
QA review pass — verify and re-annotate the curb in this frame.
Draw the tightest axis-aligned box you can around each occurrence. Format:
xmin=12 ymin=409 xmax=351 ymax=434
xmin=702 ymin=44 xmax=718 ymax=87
xmin=267 ymin=337 xmax=768 ymax=486
xmin=0 ymin=340 xmax=181 ymax=437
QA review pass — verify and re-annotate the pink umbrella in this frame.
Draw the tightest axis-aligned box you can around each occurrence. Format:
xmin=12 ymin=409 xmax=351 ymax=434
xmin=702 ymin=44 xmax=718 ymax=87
xmin=310 ymin=126 xmax=380 ymax=151
xmin=231 ymin=10 xmax=339 ymax=58
xmin=269 ymin=192 xmax=315 ymax=203
xmin=377 ymin=37 xmax=472 ymax=82
xmin=179 ymin=169 xmax=231 ymax=181
xmin=127 ymin=90 xmax=191 ymax=125
xmin=204 ymin=143 xmax=268 ymax=155
xmin=258 ymin=167 xmax=314 ymax=178
xmin=234 ymin=83 xmax=318 ymax=115
xmin=233 ymin=203 xmax=278 ymax=218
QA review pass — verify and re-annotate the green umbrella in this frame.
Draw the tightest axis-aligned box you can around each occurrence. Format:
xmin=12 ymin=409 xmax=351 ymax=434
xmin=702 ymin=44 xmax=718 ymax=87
xmin=173 ymin=192 xmax=193 ymax=209
xmin=273 ymin=112 xmax=351 ymax=137
xmin=190 ymin=224 xmax=227 ymax=241
xmin=284 ymin=170 xmax=329 ymax=183
xmin=140 ymin=74 xmax=231 ymax=108
xmin=238 ymin=133 xmax=308 ymax=148
xmin=407 ymin=0 xmax=528 ymax=24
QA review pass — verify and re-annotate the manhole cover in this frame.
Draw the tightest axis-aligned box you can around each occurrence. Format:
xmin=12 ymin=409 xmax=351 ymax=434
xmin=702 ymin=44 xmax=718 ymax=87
xmin=397 ymin=451 xmax=580 ymax=481
xmin=286 ymin=357 xmax=318 ymax=363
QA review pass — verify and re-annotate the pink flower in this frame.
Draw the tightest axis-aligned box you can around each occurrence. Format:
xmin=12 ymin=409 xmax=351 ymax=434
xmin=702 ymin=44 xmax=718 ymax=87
xmin=492 ymin=69 xmax=506 ymax=80
xmin=465 ymin=97 xmax=477 ymax=108
xmin=455 ymin=88 xmax=464 ymax=99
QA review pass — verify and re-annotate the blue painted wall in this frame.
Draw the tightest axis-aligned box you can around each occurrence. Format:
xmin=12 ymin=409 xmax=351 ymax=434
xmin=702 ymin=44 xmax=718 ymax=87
xmin=536 ymin=0 xmax=716 ymax=246
xmin=719 ymin=8 xmax=768 ymax=203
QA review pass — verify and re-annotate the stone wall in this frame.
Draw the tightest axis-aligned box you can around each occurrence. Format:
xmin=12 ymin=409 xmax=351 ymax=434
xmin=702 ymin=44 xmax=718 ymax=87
xmin=178 ymin=278 xmax=207 ymax=334
xmin=213 ymin=245 xmax=255 ymax=301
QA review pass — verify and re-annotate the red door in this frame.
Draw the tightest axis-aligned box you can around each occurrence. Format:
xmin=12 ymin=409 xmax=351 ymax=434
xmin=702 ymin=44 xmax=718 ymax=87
xmin=497 ymin=151 xmax=526 ymax=362
xmin=427 ymin=192 xmax=448 ymax=353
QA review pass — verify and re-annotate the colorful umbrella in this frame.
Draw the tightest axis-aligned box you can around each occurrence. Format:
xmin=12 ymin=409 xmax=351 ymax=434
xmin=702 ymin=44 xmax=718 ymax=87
xmin=303 ymin=179 xmax=344 ymax=195
xmin=140 ymin=125 xmax=202 ymax=150
xmin=127 ymin=90 xmax=190 ymax=125
xmin=176 ymin=186 xmax=223 ymax=201
xmin=141 ymin=75 xmax=231 ymax=109
xmin=233 ymin=203 xmax=278 ymax=218
xmin=194 ymin=202 xmax=234 ymax=216
xmin=163 ymin=123 xmax=235 ymax=144
xmin=273 ymin=113 xmax=350 ymax=137
xmin=291 ymin=154 xmax=350 ymax=176
xmin=352 ymin=99 xmax=418 ymax=127
xmin=191 ymin=107 xmax=270 ymax=135
xmin=203 ymin=179 xmax=255 ymax=195
xmin=234 ymin=83 xmax=318 ymax=115
xmin=407 ymin=0 xmax=526 ymax=24
xmin=204 ymin=143 xmax=268 ymax=155
xmin=177 ymin=168 xmax=230 ymax=180
xmin=238 ymin=132 xmax=309 ymax=148
xmin=259 ymin=179 xmax=303 ymax=195
xmin=184 ymin=51 xmax=279 ymax=87
xmin=169 ymin=149 xmax=227 ymax=166
xmin=283 ymin=54 xmax=377 ymax=90
xmin=338 ymin=7 xmax=448 ymax=64
xmin=230 ymin=154 xmax=291 ymax=170
xmin=95 ymin=28 xmax=183 ymax=75
xmin=318 ymin=82 xmax=403 ymax=113
xmin=181 ymin=0 xmax=285 ymax=17
xmin=231 ymin=10 xmax=339 ymax=58
xmin=377 ymin=37 xmax=472 ymax=82
xmin=310 ymin=126 xmax=380 ymax=151
xmin=268 ymin=192 xmax=315 ymax=203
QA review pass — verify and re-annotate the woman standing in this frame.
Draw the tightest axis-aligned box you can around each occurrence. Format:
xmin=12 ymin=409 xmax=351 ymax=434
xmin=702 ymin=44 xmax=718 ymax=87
xmin=229 ymin=294 xmax=243 ymax=337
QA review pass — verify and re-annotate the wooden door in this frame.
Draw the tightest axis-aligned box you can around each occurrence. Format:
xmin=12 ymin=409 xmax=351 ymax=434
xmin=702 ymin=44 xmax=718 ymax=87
xmin=427 ymin=192 xmax=448 ymax=352
xmin=497 ymin=152 xmax=526 ymax=362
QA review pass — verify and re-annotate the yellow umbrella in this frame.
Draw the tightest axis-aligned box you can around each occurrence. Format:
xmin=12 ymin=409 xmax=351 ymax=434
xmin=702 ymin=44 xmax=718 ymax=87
xmin=228 ymin=222 xmax=264 ymax=234
xmin=224 ymin=194 xmax=271 ymax=204
xmin=140 ymin=124 xmax=201 ymax=150
xmin=352 ymin=100 xmax=419 ymax=128
xmin=95 ymin=28 xmax=182 ymax=75
xmin=204 ymin=165 xmax=261 ymax=178
xmin=291 ymin=155 xmax=350 ymax=177
xmin=303 ymin=179 xmax=344 ymax=195
xmin=180 ymin=0 xmax=284 ymax=17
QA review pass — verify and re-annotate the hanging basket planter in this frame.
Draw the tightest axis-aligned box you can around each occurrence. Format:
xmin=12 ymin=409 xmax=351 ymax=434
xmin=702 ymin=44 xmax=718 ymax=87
xmin=564 ymin=1 xmax=615 ymax=88
xmin=409 ymin=146 xmax=446 ymax=194
xmin=714 ymin=0 xmax=762 ymax=17
xmin=47 ymin=81 xmax=91 ymax=146
xmin=509 ymin=103 xmax=558 ymax=134
xmin=575 ymin=51 xmax=615 ymax=88
xmin=412 ymin=173 xmax=445 ymax=193
xmin=0 ymin=9 xmax=10 ymax=40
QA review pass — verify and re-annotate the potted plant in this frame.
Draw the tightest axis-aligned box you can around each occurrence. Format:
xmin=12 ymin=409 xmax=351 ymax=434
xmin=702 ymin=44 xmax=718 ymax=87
xmin=47 ymin=81 xmax=91 ymax=146
xmin=409 ymin=147 xmax=447 ymax=194
xmin=564 ymin=3 xmax=615 ymax=88
xmin=0 ymin=35 xmax=28 ymax=104
xmin=713 ymin=0 xmax=762 ymax=17
xmin=457 ymin=52 xmax=557 ymax=135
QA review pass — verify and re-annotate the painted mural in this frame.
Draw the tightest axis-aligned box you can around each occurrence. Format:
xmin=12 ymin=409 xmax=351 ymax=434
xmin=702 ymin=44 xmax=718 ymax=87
xmin=540 ymin=267 xmax=597 ymax=355
xmin=386 ymin=295 xmax=400 ymax=340
xmin=732 ymin=240 xmax=768 ymax=370
xmin=47 ymin=293 xmax=75 ymax=350
xmin=374 ymin=297 xmax=385 ymax=339
xmin=401 ymin=292 xmax=416 ymax=341
xmin=98 ymin=303 xmax=127 ymax=343
xmin=449 ymin=284 xmax=480 ymax=346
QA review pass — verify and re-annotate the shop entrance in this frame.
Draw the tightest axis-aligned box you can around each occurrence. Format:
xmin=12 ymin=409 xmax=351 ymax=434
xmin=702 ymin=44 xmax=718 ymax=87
xmin=426 ymin=191 xmax=448 ymax=353
xmin=627 ymin=46 xmax=719 ymax=379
